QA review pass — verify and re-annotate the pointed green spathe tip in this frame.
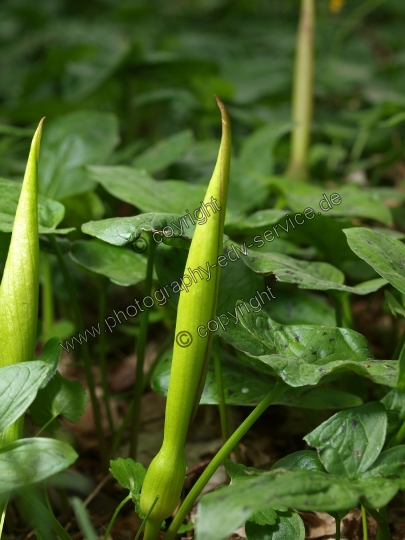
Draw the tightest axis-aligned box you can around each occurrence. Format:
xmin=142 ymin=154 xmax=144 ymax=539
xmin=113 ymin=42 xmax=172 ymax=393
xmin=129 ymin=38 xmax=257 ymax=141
xmin=0 ymin=119 xmax=44 ymax=368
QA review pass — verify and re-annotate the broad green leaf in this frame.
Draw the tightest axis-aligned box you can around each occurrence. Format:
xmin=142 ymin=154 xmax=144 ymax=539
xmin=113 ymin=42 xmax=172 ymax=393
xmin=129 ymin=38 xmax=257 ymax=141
xmin=196 ymin=470 xmax=361 ymax=540
xmin=246 ymin=510 xmax=305 ymax=540
xmin=39 ymin=112 xmax=119 ymax=200
xmin=304 ymin=402 xmax=387 ymax=479
xmin=350 ymin=477 xmax=398 ymax=508
xmin=70 ymin=239 xmax=147 ymax=286
xmin=0 ymin=438 xmax=77 ymax=493
xmin=381 ymin=389 xmax=405 ymax=420
xmin=36 ymin=338 xmax=62 ymax=387
xmin=226 ymin=122 xmax=291 ymax=216
xmin=385 ymin=290 xmax=405 ymax=318
xmin=0 ymin=178 xmax=73 ymax=235
xmin=0 ymin=362 xmax=50 ymax=432
xmin=218 ymin=310 xmax=398 ymax=388
xmin=82 ymin=213 xmax=196 ymax=246
xmin=110 ymin=458 xmax=146 ymax=497
xmin=155 ymin=244 xmax=263 ymax=314
xmin=270 ymin=178 xmax=392 ymax=225
xmin=243 ymin=250 xmax=387 ymax=294
xmin=227 ymin=210 xmax=288 ymax=233
xmin=87 ymin=165 xmax=206 ymax=215
xmin=153 ymin=352 xmax=362 ymax=409
xmin=30 ymin=372 xmax=87 ymax=429
xmin=344 ymin=228 xmax=405 ymax=294
xmin=271 ymin=451 xmax=324 ymax=472
xmin=132 ymin=130 xmax=193 ymax=173
xmin=363 ymin=446 xmax=405 ymax=487
xmin=59 ymin=22 xmax=129 ymax=101
xmin=280 ymin=388 xmax=363 ymax=409
xmin=263 ymin=285 xmax=335 ymax=326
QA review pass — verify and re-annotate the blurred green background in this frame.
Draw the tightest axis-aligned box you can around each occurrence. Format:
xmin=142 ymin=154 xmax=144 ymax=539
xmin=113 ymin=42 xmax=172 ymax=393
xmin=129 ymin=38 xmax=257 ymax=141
xmin=1 ymin=0 xmax=405 ymax=191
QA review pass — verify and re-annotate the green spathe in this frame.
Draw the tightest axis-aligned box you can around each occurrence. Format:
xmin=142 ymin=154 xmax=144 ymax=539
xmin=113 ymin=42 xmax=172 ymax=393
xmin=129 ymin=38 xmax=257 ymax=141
xmin=0 ymin=119 xmax=43 ymax=369
xmin=139 ymin=98 xmax=231 ymax=539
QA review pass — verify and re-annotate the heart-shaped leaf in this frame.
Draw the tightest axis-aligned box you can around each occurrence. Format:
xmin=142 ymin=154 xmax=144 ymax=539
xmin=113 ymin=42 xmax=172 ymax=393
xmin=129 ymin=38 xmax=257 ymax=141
xmin=218 ymin=310 xmax=398 ymax=387
xmin=82 ymin=213 xmax=196 ymax=246
xmin=87 ymin=165 xmax=206 ymax=215
xmin=304 ymin=402 xmax=387 ymax=479
xmin=0 ymin=362 xmax=51 ymax=432
xmin=243 ymin=250 xmax=387 ymax=295
xmin=30 ymin=372 xmax=87 ymax=429
xmin=246 ymin=510 xmax=305 ymax=540
xmin=70 ymin=239 xmax=147 ymax=286
xmin=344 ymin=228 xmax=405 ymax=294
xmin=195 ymin=469 xmax=365 ymax=540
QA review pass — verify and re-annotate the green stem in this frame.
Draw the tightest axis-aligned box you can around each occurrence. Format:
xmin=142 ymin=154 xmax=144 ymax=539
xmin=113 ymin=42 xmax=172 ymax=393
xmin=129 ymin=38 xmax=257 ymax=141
xmin=163 ymin=380 xmax=288 ymax=540
xmin=99 ymin=284 xmax=114 ymax=434
xmin=35 ymin=415 xmax=57 ymax=436
xmin=130 ymin=234 xmax=157 ymax=460
xmin=71 ymin=496 xmax=98 ymax=540
xmin=362 ymin=505 xmax=368 ymax=540
xmin=363 ymin=505 xmax=391 ymax=540
xmin=49 ymin=235 xmax=107 ymax=468
xmin=103 ymin=494 xmax=132 ymax=540
xmin=332 ymin=295 xmax=343 ymax=328
xmin=41 ymin=253 xmax=54 ymax=337
xmin=134 ymin=496 xmax=159 ymax=540
xmin=213 ymin=339 xmax=229 ymax=445
xmin=287 ymin=0 xmax=315 ymax=181
xmin=335 ymin=516 xmax=341 ymax=540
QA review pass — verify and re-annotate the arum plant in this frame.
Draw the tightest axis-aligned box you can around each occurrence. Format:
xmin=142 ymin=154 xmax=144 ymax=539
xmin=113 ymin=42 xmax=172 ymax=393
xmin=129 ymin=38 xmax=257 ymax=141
xmin=0 ymin=119 xmax=43 ymax=447
xmin=286 ymin=0 xmax=315 ymax=181
xmin=139 ymin=97 xmax=231 ymax=540
xmin=0 ymin=120 xmax=42 ymax=532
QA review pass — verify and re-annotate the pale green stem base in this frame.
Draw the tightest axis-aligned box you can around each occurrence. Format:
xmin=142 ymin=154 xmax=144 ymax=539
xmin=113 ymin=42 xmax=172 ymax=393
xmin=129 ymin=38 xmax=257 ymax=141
xmin=163 ymin=381 xmax=288 ymax=540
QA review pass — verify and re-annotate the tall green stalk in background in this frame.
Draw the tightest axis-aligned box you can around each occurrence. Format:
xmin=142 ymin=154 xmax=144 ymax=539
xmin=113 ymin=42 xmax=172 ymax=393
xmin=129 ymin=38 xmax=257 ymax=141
xmin=287 ymin=0 xmax=315 ymax=181
xmin=139 ymin=97 xmax=231 ymax=540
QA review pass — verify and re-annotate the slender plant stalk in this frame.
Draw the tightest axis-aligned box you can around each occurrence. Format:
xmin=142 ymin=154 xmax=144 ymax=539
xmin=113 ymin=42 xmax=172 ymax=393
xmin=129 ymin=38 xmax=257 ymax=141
xmin=335 ymin=517 xmax=341 ymax=540
xmin=71 ymin=497 xmax=98 ymax=540
xmin=164 ymin=381 xmax=288 ymax=540
xmin=364 ymin=506 xmax=391 ymax=540
xmin=130 ymin=233 xmax=157 ymax=460
xmin=362 ymin=505 xmax=369 ymax=540
xmin=140 ymin=97 xmax=231 ymax=540
xmin=134 ymin=497 xmax=159 ymax=540
xmin=103 ymin=494 xmax=132 ymax=540
xmin=213 ymin=338 xmax=229 ymax=445
xmin=99 ymin=284 xmax=114 ymax=434
xmin=19 ymin=490 xmax=74 ymax=540
xmin=41 ymin=253 xmax=54 ymax=337
xmin=48 ymin=234 xmax=107 ymax=467
xmin=286 ymin=0 xmax=315 ymax=181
